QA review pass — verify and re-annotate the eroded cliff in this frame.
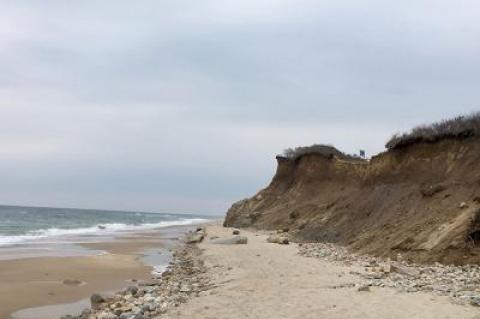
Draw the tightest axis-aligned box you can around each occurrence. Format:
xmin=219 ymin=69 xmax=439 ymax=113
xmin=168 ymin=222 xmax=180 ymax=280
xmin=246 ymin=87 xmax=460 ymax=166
xmin=224 ymin=137 xmax=480 ymax=265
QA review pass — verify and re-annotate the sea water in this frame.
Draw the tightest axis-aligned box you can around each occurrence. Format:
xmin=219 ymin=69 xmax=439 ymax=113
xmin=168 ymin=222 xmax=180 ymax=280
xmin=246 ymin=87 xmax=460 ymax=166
xmin=0 ymin=205 xmax=207 ymax=246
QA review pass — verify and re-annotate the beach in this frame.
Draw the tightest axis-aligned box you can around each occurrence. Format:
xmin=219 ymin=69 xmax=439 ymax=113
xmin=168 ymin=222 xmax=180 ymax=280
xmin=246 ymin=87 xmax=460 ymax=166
xmin=0 ymin=225 xmax=199 ymax=319
xmin=4 ymin=222 xmax=480 ymax=318
xmin=67 ymin=222 xmax=480 ymax=319
xmin=162 ymin=224 xmax=479 ymax=319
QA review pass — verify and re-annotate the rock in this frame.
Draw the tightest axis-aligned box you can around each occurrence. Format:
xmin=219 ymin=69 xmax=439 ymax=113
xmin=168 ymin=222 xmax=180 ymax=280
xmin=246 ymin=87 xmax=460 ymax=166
xmin=470 ymin=297 xmax=480 ymax=307
xmin=210 ymin=236 xmax=248 ymax=245
xmin=267 ymin=235 xmax=289 ymax=245
xmin=90 ymin=293 xmax=105 ymax=309
xmin=381 ymin=264 xmax=391 ymax=273
xmin=63 ymin=279 xmax=83 ymax=286
xmin=138 ymin=279 xmax=159 ymax=286
xmin=460 ymin=202 xmax=469 ymax=209
xmin=180 ymin=284 xmax=192 ymax=292
xmin=97 ymin=225 xmax=106 ymax=230
xmin=97 ymin=312 xmax=116 ymax=319
xmin=184 ymin=232 xmax=204 ymax=244
xmin=118 ymin=314 xmax=133 ymax=319
xmin=125 ymin=286 xmax=138 ymax=295
xmin=357 ymin=285 xmax=370 ymax=292
xmin=390 ymin=263 xmax=420 ymax=277
xmin=232 ymin=229 xmax=240 ymax=235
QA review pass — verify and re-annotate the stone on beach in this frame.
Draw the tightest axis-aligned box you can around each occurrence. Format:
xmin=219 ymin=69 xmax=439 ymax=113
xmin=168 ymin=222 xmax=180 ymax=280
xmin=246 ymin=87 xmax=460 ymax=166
xmin=67 ymin=242 xmax=210 ymax=319
xmin=125 ymin=286 xmax=139 ymax=296
xmin=90 ymin=293 xmax=106 ymax=309
xmin=266 ymin=235 xmax=289 ymax=245
xmin=184 ymin=227 xmax=207 ymax=244
xmin=184 ymin=232 xmax=205 ymax=244
xmin=210 ymin=236 xmax=248 ymax=245
xmin=357 ymin=284 xmax=371 ymax=292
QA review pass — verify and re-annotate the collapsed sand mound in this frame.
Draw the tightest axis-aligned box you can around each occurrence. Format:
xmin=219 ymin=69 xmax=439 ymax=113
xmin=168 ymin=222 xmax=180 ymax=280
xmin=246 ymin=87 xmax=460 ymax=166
xmin=224 ymin=133 xmax=480 ymax=265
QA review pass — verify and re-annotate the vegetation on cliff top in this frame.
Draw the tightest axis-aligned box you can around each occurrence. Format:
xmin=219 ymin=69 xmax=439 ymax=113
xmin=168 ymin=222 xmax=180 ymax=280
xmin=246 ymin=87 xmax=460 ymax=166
xmin=279 ymin=113 xmax=480 ymax=161
xmin=386 ymin=112 xmax=480 ymax=150
xmin=280 ymin=144 xmax=362 ymax=161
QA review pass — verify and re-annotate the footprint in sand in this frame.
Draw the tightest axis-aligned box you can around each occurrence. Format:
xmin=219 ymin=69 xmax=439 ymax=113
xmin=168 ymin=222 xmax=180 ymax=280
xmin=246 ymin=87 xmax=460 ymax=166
xmin=62 ymin=279 xmax=85 ymax=286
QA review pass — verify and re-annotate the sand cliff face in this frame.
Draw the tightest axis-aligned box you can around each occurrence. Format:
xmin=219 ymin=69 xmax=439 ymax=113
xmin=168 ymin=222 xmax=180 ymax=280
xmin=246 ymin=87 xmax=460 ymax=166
xmin=224 ymin=138 xmax=480 ymax=264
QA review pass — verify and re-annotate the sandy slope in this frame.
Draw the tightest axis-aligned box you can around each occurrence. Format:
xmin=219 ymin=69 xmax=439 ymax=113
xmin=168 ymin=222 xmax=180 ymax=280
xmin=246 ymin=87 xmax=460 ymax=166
xmin=165 ymin=224 xmax=479 ymax=319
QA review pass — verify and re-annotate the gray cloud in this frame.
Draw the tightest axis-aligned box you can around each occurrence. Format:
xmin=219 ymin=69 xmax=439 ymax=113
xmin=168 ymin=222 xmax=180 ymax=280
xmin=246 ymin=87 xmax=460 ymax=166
xmin=0 ymin=0 xmax=479 ymax=213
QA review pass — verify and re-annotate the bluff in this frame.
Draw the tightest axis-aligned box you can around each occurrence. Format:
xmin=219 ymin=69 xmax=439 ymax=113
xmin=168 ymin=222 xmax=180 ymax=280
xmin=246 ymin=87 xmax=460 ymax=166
xmin=224 ymin=133 xmax=480 ymax=265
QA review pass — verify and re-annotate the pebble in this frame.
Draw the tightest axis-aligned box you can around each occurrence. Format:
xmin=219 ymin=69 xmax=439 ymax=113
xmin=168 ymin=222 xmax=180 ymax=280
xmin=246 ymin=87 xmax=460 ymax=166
xmin=65 ymin=244 xmax=211 ymax=319
xmin=299 ymin=242 xmax=480 ymax=307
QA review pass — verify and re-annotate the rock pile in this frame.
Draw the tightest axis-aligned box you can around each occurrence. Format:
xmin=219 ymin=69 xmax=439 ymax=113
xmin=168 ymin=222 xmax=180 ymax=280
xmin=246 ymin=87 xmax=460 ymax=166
xmin=299 ymin=242 xmax=480 ymax=307
xmin=63 ymin=245 xmax=211 ymax=319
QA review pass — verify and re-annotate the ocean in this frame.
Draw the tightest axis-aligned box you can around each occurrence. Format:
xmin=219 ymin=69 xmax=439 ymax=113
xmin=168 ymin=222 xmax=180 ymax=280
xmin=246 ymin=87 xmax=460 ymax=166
xmin=0 ymin=205 xmax=208 ymax=247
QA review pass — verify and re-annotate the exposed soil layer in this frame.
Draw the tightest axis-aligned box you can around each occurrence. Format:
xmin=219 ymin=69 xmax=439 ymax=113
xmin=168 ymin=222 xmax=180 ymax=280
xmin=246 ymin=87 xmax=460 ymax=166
xmin=224 ymin=137 xmax=480 ymax=265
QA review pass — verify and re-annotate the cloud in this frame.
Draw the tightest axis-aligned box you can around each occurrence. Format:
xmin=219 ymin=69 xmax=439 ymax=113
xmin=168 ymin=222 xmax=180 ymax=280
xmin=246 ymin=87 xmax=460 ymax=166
xmin=0 ymin=0 xmax=479 ymax=213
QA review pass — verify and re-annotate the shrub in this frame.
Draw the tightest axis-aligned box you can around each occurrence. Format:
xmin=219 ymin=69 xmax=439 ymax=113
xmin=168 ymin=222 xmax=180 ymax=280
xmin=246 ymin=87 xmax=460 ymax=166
xmin=280 ymin=144 xmax=359 ymax=161
xmin=386 ymin=112 xmax=480 ymax=150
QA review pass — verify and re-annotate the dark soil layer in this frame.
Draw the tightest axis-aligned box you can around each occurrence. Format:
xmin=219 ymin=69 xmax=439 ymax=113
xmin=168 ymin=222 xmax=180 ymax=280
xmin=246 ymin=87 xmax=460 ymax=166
xmin=224 ymin=137 xmax=480 ymax=265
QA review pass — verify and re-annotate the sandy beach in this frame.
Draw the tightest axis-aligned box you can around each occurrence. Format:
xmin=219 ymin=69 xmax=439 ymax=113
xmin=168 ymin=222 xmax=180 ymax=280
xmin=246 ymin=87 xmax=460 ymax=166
xmin=0 ymin=254 xmax=150 ymax=319
xmin=6 ymin=223 xmax=480 ymax=319
xmin=165 ymin=224 xmax=479 ymax=319
xmin=0 ymin=226 xmax=193 ymax=319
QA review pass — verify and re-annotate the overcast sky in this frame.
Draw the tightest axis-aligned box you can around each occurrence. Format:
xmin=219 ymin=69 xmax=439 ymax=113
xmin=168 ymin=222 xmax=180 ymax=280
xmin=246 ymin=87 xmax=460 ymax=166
xmin=0 ymin=1 xmax=479 ymax=214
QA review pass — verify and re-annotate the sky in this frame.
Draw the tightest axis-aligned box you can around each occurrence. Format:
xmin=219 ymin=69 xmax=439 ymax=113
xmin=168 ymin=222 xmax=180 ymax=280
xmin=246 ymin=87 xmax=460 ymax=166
xmin=0 ymin=1 xmax=479 ymax=214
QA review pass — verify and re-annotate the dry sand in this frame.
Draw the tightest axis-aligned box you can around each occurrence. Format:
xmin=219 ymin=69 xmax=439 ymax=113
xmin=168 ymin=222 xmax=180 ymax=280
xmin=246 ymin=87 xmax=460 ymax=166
xmin=165 ymin=224 xmax=480 ymax=319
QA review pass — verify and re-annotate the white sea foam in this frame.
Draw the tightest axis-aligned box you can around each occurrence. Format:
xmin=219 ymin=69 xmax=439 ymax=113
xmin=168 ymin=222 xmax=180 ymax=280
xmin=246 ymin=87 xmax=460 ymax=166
xmin=0 ymin=218 xmax=207 ymax=247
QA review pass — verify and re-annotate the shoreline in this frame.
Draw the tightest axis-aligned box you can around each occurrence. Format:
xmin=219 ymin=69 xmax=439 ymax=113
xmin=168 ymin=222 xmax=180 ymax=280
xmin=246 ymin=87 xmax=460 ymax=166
xmin=1 ymin=225 xmax=199 ymax=319
xmin=7 ymin=223 xmax=480 ymax=319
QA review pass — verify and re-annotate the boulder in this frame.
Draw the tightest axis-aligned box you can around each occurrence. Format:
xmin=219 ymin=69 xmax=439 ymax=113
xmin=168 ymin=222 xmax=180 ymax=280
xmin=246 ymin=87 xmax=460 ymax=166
xmin=210 ymin=236 xmax=248 ymax=245
xmin=232 ymin=229 xmax=240 ymax=235
xmin=184 ymin=232 xmax=204 ymax=244
xmin=267 ymin=235 xmax=289 ymax=245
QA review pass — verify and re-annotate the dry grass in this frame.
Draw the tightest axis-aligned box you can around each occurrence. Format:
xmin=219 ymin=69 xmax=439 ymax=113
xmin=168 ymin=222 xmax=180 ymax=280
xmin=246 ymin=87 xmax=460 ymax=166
xmin=386 ymin=112 xmax=480 ymax=150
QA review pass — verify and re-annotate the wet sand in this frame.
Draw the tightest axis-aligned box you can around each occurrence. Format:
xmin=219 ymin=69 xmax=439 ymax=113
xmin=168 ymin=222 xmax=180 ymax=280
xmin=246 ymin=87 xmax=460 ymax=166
xmin=0 ymin=226 xmax=192 ymax=319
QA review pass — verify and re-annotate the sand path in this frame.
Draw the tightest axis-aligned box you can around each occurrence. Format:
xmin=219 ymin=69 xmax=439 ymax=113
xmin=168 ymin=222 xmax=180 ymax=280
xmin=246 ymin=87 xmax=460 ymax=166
xmin=165 ymin=225 xmax=479 ymax=319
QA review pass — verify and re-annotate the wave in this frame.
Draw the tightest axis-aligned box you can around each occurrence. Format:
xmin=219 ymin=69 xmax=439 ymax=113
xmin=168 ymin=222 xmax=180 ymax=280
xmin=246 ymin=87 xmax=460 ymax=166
xmin=0 ymin=218 xmax=207 ymax=247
